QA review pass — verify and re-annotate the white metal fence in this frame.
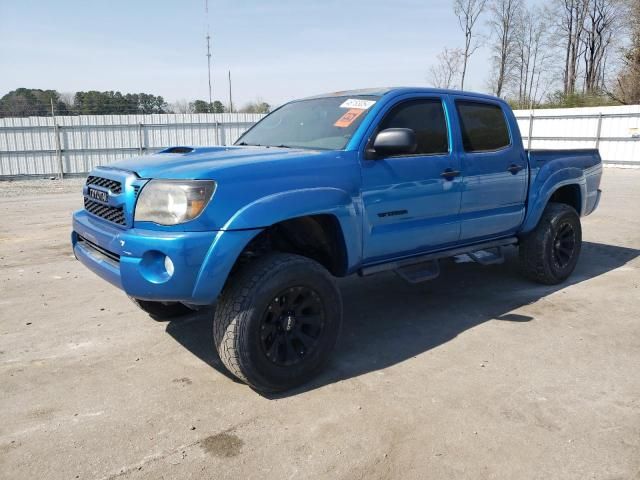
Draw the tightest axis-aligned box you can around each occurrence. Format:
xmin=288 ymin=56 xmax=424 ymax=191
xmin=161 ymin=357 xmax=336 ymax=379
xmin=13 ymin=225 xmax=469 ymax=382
xmin=0 ymin=113 xmax=264 ymax=177
xmin=513 ymin=104 xmax=640 ymax=167
xmin=1 ymin=105 xmax=638 ymax=177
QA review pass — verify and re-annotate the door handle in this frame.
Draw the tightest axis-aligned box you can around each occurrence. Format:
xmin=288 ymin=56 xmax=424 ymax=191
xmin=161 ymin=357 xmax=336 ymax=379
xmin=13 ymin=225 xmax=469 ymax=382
xmin=440 ymin=169 xmax=460 ymax=180
xmin=507 ymin=164 xmax=524 ymax=174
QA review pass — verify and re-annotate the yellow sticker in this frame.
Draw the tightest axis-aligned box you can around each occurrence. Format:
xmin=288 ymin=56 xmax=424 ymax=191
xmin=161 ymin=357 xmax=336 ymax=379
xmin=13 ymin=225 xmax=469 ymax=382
xmin=334 ymin=108 xmax=364 ymax=128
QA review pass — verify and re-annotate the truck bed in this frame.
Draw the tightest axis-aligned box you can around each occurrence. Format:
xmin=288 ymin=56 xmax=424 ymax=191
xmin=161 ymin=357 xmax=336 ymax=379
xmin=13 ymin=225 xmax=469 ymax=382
xmin=526 ymin=148 xmax=601 ymax=169
xmin=524 ymin=148 xmax=602 ymax=227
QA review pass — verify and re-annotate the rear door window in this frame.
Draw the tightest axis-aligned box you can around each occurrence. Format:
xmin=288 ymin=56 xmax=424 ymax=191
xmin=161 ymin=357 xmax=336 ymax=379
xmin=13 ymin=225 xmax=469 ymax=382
xmin=455 ymin=101 xmax=510 ymax=152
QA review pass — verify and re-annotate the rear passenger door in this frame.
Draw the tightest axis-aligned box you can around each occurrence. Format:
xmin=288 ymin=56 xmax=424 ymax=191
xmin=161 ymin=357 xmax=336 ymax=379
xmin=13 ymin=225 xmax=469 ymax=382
xmin=453 ymin=98 xmax=527 ymax=241
xmin=360 ymin=96 xmax=462 ymax=262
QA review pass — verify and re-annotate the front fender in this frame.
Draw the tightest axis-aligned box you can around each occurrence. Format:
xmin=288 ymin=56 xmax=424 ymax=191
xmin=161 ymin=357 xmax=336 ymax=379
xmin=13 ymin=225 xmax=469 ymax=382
xmin=520 ymin=166 xmax=586 ymax=234
xmin=222 ymin=187 xmax=363 ymax=271
xmin=190 ymin=228 xmax=262 ymax=304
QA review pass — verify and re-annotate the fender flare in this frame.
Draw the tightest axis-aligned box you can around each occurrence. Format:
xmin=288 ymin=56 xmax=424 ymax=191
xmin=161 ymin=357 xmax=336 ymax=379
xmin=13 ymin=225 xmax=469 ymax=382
xmin=521 ymin=166 xmax=586 ymax=234
xmin=224 ymin=187 xmax=362 ymax=269
xmin=190 ymin=188 xmax=363 ymax=303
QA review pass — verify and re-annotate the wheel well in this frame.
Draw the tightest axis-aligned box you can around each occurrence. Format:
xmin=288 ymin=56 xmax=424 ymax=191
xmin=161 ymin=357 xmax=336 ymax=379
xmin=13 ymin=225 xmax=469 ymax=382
xmin=236 ymin=215 xmax=348 ymax=277
xmin=549 ymin=184 xmax=581 ymax=214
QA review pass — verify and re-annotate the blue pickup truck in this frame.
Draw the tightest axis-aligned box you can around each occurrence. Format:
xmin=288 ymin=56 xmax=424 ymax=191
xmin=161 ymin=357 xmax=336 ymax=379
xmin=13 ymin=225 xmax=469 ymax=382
xmin=72 ymin=87 xmax=602 ymax=392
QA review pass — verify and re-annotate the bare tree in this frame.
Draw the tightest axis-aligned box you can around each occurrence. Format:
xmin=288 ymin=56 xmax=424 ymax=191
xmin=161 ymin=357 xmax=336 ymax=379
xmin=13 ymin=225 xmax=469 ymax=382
xmin=612 ymin=0 xmax=640 ymax=103
xmin=515 ymin=9 xmax=533 ymax=105
xmin=582 ymin=0 xmax=620 ymax=93
xmin=58 ymin=92 xmax=76 ymax=110
xmin=428 ymin=48 xmax=465 ymax=88
xmin=513 ymin=5 xmax=552 ymax=108
xmin=169 ymin=99 xmax=194 ymax=114
xmin=487 ymin=0 xmax=522 ymax=97
xmin=556 ymin=0 xmax=591 ymax=94
xmin=454 ymin=0 xmax=489 ymax=90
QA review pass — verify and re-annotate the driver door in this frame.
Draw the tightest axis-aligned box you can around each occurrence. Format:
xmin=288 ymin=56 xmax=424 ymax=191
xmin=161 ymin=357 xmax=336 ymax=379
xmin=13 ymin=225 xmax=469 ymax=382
xmin=360 ymin=97 xmax=462 ymax=262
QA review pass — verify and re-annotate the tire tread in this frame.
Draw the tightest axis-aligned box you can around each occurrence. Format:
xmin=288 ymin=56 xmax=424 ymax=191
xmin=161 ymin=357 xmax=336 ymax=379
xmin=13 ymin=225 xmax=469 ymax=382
xmin=519 ymin=202 xmax=581 ymax=285
xmin=213 ymin=253 xmax=338 ymax=391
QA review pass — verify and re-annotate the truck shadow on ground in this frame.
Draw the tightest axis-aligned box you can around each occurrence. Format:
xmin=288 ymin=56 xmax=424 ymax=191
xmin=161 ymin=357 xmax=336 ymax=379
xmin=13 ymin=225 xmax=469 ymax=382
xmin=165 ymin=241 xmax=639 ymax=397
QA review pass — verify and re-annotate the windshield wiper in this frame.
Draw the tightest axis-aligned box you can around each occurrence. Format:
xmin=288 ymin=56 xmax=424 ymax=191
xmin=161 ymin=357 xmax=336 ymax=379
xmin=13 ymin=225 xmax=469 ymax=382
xmin=275 ymin=144 xmax=293 ymax=149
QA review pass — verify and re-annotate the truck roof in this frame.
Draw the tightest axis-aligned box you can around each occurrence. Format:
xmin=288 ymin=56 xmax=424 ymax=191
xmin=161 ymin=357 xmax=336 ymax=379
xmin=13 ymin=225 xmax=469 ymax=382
xmin=302 ymin=87 xmax=504 ymax=103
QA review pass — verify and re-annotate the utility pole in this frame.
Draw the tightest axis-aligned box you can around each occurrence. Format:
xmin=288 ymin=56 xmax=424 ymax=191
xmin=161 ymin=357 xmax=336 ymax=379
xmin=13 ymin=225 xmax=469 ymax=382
xmin=51 ymin=97 xmax=63 ymax=180
xmin=228 ymin=70 xmax=233 ymax=113
xmin=206 ymin=34 xmax=213 ymax=110
xmin=205 ymin=0 xmax=213 ymax=111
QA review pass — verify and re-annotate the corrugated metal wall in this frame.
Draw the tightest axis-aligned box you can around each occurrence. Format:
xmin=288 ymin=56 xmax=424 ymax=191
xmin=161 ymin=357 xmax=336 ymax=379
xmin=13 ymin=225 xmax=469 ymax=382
xmin=1 ymin=105 xmax=639 ymax=177
xmin=513 ymin=105 xmax=640 ymax=166
xmin=0 ymin=113 xmax=264 ymax=176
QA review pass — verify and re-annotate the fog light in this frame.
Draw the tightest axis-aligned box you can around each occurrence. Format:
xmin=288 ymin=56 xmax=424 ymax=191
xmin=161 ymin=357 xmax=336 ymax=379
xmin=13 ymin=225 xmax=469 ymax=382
xmin=164 ymin=255 xmax=175 ymax=277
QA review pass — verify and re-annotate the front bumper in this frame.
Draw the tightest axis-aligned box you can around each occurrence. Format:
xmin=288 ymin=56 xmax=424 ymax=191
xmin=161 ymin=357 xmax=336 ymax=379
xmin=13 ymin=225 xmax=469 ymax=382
xmin=72 ymin=210 xmax=259 ymax=305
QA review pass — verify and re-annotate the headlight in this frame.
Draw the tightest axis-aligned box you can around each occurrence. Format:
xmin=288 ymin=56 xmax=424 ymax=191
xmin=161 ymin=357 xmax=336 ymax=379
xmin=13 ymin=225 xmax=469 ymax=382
xmin=134 ymin=180 xmax=216 ymax=225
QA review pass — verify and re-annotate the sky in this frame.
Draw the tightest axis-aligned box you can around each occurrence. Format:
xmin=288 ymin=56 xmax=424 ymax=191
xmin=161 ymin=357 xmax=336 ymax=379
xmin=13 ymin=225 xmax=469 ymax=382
xmin=0 ymin=0 xmax=495 ymax=109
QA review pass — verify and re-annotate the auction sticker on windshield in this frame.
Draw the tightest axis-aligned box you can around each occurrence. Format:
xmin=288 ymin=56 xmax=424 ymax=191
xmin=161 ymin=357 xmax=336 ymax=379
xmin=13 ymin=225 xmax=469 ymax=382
xmin=334 ymin=108 xmax=365 ymax=128
xmin=340 ymin=98 xmax=376 ymax=110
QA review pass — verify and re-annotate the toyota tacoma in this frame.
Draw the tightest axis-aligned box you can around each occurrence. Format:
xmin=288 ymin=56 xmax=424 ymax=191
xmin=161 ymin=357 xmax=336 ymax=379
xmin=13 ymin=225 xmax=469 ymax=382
xmin=72 ymin=88 xmax=602 ymax=392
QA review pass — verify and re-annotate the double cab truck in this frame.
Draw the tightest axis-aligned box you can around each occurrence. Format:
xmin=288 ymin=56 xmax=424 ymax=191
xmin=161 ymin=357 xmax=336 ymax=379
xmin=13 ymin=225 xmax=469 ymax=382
xmin=72 ymin=87 xmax=602 ymax=392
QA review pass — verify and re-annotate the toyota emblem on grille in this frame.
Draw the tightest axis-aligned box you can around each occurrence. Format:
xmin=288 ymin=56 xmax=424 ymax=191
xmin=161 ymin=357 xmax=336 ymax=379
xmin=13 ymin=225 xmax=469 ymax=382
xmin=88 ymin=187 xmax=108 ymax=203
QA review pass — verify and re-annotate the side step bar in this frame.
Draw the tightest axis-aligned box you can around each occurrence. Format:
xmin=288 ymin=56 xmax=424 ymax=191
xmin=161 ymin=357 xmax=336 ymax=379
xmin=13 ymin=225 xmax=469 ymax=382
xmin=394 ymin=260 xmax=440 ymax=284
xmin=359 ymin=237 xmax=518 ymax=283
xmin=467 ymin=246 xmax=506 ymax=265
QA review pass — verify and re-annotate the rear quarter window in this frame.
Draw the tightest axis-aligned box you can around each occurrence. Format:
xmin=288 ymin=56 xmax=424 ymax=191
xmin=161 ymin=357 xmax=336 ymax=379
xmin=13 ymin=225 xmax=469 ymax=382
xmin=455 ymin=101 xmax=510 ymax=152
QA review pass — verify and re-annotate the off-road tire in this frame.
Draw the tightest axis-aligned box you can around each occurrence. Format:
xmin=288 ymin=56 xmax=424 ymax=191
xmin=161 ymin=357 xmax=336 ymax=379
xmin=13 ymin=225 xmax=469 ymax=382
xmin=213 ymin=253 xmax=342 ymax=393
xmin=130 ymin=297 xmax=193 ymax=320
xmin=519 ymin=202 xmax=582 ymax=285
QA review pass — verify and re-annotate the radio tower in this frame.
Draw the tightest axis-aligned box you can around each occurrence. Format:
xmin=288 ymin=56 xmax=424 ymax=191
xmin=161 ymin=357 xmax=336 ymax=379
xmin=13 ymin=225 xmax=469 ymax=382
xmin=205 ymin=0 xmax=213 ymax=110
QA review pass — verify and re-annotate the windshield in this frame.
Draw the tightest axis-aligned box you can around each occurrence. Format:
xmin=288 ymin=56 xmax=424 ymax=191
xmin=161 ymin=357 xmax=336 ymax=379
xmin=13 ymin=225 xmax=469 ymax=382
xmin=235 ymin=95 xmax=380 ymax=150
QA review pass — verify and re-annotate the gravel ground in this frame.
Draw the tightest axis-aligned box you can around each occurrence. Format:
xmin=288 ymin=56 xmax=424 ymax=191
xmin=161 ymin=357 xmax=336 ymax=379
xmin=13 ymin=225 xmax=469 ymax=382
xmin=0 ymin=168 xmax=638 ymax=480
xmin=0 ymin=177 xmax=86 ymax=197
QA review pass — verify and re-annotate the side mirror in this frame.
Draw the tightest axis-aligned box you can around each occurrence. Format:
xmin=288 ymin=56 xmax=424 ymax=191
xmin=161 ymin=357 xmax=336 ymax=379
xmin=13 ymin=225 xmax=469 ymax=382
xmin=370 ymin=128 xmax=417 ymax=157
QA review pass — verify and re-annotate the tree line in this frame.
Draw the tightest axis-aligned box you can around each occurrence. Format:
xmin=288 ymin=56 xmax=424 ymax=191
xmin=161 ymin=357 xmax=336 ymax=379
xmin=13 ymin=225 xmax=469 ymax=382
xmin=0 ymin=88 xmax=271 ymax=118
xmin=429 ymin=0 xmax=640 ymax=108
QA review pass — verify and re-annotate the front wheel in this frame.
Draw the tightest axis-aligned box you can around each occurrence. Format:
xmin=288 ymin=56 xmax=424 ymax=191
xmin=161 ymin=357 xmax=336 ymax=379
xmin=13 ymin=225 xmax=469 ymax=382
xmin=213 ymin=253 xmax=342 ymax=393
xmin=519 ymin=202 xmax=582 ymax=285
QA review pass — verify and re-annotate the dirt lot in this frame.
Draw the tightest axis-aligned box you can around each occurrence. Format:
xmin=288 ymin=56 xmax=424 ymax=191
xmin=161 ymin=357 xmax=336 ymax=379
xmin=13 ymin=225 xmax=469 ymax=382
xmin=1 ymin=169 xmax=639 ymax=480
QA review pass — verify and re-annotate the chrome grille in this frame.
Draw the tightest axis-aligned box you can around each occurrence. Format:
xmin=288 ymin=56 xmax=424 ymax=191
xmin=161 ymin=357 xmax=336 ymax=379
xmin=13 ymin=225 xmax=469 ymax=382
xmin=86 ymin=175 xmax=122 ymax=194
xmin=83 ymin=198 xmax=126 ymax=225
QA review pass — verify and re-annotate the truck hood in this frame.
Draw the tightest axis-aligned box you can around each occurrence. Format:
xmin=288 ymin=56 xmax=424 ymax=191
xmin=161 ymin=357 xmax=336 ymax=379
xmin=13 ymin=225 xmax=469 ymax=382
xmin=103 ymin=146 xmax=332 ymax=180
xmin=96 ymin=145 xmax=360 ymax=232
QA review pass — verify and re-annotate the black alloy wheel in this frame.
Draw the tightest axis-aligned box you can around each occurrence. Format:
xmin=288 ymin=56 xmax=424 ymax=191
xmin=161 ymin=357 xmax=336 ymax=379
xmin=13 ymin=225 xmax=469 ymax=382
xmin=519 ymin=202 xmax=582 ymax=285
xmin=551 ymin=222 xmax=577 ymax=269
xmin=213 ymin=253 xmax=342 ymax=393
xmin=259 ymin=286 xmax=326 ymax=367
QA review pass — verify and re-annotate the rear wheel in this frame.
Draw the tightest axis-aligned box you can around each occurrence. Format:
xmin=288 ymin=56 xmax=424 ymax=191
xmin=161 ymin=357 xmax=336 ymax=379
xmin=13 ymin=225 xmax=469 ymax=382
xmin=213 ymin=253 xmax=342 ymax=393
xmin=519 ymin=202 xmax=582 ymax=285
xmin=130 ymin=298 xmax=193 ymax=320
